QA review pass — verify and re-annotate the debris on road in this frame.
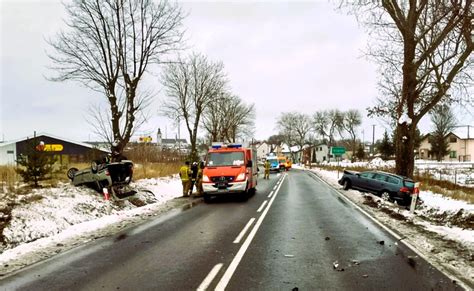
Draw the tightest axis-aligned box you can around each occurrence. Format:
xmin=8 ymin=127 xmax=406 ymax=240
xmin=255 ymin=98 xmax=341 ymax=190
xmin=284 ymin=255 xmax=294 ymax=258
xmin=407 ymin=256 xmax=417 ymax=268
xmin=325 ymin=236 xmax=330 ymax=241
xmin=332 ymin=261 xmax=345 ymax=271
xmin=379 ymin=240 xmax=385 ymax=245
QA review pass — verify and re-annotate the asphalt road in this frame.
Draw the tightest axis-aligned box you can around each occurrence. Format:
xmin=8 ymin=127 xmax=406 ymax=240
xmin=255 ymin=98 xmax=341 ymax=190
xmin=0 ymin=169 xmax=461 ymax=290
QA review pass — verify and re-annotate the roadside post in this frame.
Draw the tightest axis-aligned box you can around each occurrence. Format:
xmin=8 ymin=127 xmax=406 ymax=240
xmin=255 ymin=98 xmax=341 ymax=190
xmin=331 ymin=147 xmax=346 ymax=179
xmin=103 ymin=187 xmax=111 ymax=214
xmin=410 ymin=182 xmax=420 ymax=214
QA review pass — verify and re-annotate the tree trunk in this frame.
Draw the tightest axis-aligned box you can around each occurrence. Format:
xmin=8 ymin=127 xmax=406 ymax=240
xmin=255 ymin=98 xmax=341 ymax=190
xmin=395 ymin=122 xmax=415 ymax=178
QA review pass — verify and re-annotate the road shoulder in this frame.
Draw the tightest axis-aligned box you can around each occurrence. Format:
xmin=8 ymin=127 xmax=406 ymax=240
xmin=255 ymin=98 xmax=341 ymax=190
xmin=304 ymin=167 xmax=473 ymax=290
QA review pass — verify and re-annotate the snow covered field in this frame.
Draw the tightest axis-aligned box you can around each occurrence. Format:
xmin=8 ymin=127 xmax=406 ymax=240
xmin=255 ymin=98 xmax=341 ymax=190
xmin=0 ymin=167 xmax=472 ymax=287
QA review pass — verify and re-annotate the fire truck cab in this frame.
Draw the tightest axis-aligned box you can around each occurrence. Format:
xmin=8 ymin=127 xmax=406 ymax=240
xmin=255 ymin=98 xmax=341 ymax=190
xmin=202 ymin=143 xmax=258 ymax=202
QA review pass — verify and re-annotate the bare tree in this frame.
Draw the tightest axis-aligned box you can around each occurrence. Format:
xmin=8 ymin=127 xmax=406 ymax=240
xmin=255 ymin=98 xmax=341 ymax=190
xmin=342 ymin=109 xmax=362 ymax=159
xmin=161 ymin=53 xmax=227 ymax=161
xmin=312 ymin=111 xmax=330 ymax=143
xmin=224 ymin=98 xmax=255 ymax=143
xmin=202 ymin=94 xmax=255 ymax=143
xmin=267 ymin=134 xmax=285 ymax=152
xmin=345 ymin=1 xmax=473 ymax=177
xmin=48 ymin=0 xmax=184 ymax=153
xmin=312 ymin=109 xmax=344 ymax=146
xmin=276 ymin=112 xmax=312 ymax=151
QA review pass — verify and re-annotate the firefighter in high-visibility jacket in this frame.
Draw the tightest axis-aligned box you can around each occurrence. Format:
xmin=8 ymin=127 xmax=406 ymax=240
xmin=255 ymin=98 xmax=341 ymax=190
xmin=195 ymin=161 xmax=204 ymax=196
xmin=179 ymin=161 xmax=192 ymax=197
xmin=264 ymin=160 xmax=270 ymax=179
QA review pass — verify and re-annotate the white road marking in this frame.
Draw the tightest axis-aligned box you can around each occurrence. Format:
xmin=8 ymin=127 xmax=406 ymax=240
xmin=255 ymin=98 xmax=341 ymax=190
xmin=273 ymin=185 xmax=277 ymax=190
xmin=215 ymin=174 xmax=287 ymax=291
xmin=233 ymin=218 xmax=256 ymax=244
xmin=267 ymin=191 xmax=274 ymax=198
xmin=256 ymin=200 xmax=268 ymax=213
xmin=197 ymin=263 xmax=223 ymax=291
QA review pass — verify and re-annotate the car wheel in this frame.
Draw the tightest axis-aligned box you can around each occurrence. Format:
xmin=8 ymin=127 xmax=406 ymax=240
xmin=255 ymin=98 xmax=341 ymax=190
xmin=203 ymin=194 xmax=211 ymax=203
xmin=67 ymin=168 xmax=79 ymax=180
xmin=381 ymin=191 xmax=392 ymax=202
xmin=342 ymin=179 xmax=351 ymax=190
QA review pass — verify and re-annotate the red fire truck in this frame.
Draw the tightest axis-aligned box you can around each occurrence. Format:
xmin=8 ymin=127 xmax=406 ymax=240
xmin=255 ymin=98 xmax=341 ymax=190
xmin=202 ymin=143 xmax=258 ymax=202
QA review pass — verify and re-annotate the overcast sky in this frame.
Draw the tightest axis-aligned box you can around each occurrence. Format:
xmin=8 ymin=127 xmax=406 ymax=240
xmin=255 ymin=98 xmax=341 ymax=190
xmin=1 ymin=0 xmax=472 ymax=144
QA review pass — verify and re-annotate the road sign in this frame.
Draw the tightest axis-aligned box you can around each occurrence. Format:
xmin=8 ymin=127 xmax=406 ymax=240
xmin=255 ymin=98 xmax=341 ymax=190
xmin=331 ymin=146 xmax=346 ymax=156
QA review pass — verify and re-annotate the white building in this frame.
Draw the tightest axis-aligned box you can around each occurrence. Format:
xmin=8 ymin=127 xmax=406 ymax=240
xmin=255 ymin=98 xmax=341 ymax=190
xmin=255 ymin=142 xmax=270 ymax=161
xmin=0 ymin=141 xmax=16 ymax=165
xmin=418 ymin=127 xmax=474 ymax=161
xmin=314 ymin=144 xmax=330 ymax=163
xmin=156 ymin=128 xmax=189 ymax=152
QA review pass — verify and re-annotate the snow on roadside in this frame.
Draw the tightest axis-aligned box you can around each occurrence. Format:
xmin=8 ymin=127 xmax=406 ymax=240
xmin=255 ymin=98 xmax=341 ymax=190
xmin=0 ymin=175 xmax=184 ymax=275
xmin=307 ymin=167 xmax=474 ymax=287
xmin=308 ymin=167 xmax=473 ymax=246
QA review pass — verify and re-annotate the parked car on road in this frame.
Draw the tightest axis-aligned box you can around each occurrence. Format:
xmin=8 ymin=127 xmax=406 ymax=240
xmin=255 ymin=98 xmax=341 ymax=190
xmin=338 ymin=170 xmax=415 ymax=205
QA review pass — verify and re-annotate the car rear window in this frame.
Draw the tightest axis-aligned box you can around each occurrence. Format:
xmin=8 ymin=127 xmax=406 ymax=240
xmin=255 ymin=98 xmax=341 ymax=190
xmin=404 ymin=180 xmax=415 ymax=188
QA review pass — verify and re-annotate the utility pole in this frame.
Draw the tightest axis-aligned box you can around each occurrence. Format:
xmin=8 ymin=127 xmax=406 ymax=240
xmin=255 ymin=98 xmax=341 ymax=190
xmin=371 ymin=125 xmax=376 ymax=156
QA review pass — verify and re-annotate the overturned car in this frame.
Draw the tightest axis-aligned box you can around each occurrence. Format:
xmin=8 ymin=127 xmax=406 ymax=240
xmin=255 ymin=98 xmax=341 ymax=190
xmin=67 ymin=159 xmax=137 ymax=199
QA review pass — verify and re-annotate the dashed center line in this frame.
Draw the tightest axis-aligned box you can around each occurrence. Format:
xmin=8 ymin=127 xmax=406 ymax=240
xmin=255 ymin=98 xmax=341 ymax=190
xmin=257 ymin=200 xmax=268 ymax=212
xmin=233 ymin=218 xmax=256 ymax=244
xmin=215 ymin=174 xmax=287 ymax=290
xmin=197 ymin=263 xmax=223 ymax=291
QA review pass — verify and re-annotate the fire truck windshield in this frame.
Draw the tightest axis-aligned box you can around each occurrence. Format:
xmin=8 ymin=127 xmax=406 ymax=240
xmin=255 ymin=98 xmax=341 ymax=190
xmin=207 ymin=151 xmax=245 ymax=166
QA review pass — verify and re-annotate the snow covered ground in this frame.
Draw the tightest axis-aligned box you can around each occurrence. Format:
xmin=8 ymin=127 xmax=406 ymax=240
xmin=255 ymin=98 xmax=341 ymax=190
xmin=0 ymin=167 xmax=472 ymax=287
xmin=306 ymin=167 xmax=473 ymax=288
xmin=320 ymin=158 xmax=474 ymax=186
xmin=0 ymin=175 xmax=186 ymax=276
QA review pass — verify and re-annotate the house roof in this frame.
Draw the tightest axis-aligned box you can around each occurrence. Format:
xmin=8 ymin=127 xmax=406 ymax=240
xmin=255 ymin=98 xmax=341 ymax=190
xmin=450 ymin=127 xmax=473 ymax=140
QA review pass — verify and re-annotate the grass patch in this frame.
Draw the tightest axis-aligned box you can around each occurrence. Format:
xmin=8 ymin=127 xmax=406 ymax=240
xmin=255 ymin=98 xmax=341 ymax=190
xmin=0 ymin=166 xmax=18 ymax=193
xmin=380 ymin=207 xmax=407 ymax=221
xmin=362 ymin=195 xmax=379 ymax=208
xmin=132 ymin=162 xmax=181 ymax=180
xmin=415 ymin=174 xmax=474 ymax=204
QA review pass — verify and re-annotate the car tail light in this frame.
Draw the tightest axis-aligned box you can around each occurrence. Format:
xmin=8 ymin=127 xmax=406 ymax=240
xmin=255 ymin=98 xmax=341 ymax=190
xmin=235 ymin=172 xmax=246 ymax=182
xmin=202 ymin=175 xmax=210 ymax=182
xmin=399 ymin=187 xmax=410 ymax=193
